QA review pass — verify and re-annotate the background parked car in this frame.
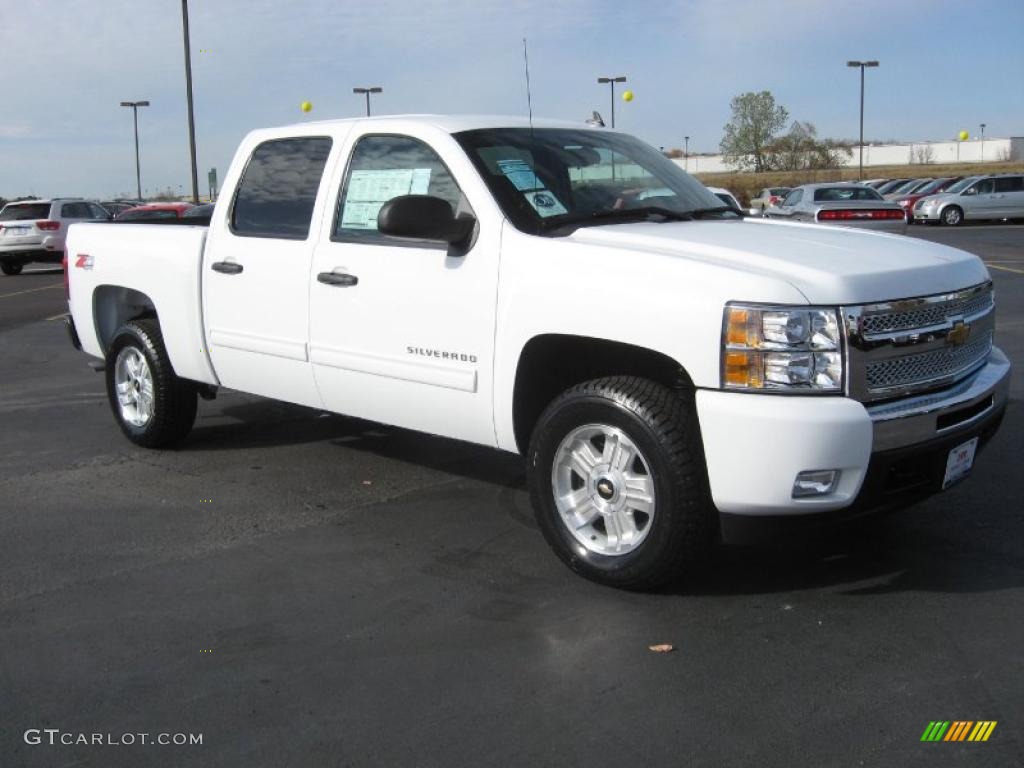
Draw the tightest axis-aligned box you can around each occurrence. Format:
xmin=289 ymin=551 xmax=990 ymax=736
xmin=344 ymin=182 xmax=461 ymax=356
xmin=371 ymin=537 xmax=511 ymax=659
xmin=914 ymin=173 xmax=1024 ymax=226
xmin=182 ymin=202 xmax=215 ymax=219
xmin=766 ymin=182 xmax=907 ymax=233
xmin=707 ymin=186 xmax=742 ymax=212
xmin=748 ymin=187 xmax=791 ymax=216
xmin=115 ymin=202 xmax=194 ymax=221
xmin=883 ymin=178 xmax=933 ymax=199
xmin=875 ymin=178 xmax=913 ymax=195
xmin=100 ymin=201 xmax=137 ymax=217
xmin=0 ymin=198 xmax=108 ymax=275
xmin=891 ymin=177 xmax=962 ymax=224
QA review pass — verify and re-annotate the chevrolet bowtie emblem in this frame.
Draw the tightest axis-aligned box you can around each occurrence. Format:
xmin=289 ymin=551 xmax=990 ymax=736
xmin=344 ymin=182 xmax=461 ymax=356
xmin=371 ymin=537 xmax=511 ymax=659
xmin=947 ymin=321 xmax=971 ymax=346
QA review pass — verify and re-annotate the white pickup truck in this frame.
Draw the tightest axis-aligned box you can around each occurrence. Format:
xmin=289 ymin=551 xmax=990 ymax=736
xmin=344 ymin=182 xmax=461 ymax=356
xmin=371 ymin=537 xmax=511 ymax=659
xmin=65 ymin=115 xmax=1010 ymax=589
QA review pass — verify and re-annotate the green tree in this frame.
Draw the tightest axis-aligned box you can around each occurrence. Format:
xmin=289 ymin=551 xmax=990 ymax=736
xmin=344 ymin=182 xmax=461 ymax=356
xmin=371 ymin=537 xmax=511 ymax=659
xmin=720 ymin=91 xmax=789 ymax=172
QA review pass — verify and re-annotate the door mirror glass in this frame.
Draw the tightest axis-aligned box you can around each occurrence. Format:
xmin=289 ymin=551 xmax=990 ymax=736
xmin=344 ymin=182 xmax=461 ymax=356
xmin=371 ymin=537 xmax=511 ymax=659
xmin=377 ymin=195 xmax=475 ymax=246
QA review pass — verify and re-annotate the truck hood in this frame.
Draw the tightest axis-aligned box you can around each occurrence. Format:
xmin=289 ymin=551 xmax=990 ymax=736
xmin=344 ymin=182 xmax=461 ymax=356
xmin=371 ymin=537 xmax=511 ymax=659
xmin=566 ymin=217 xmax=988 ymax=305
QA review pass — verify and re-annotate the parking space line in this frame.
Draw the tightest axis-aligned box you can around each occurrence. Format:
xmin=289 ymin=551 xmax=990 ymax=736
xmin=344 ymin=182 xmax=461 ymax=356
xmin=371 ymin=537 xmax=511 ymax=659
xmin=0 ymin=283 xmax=62 ymax=299
xmin=46 ymin=313 xmax=67 ymax=321
xmin=986 ymin=263 xmax=1024 ymax=275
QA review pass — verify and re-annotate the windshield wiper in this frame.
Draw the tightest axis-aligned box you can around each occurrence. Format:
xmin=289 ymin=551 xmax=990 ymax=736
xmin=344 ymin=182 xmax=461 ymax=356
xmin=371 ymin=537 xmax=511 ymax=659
xmin=541 ymin=206 xmax=694 ymax=234
xmin=688 ymin=205 xmax=741 ymax=219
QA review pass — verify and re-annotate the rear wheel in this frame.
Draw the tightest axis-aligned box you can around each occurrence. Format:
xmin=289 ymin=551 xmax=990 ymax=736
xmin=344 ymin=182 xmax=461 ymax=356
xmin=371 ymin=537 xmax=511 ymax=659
xmin=527 ymin=376 xmax=716 ymax=590
xmin=941 ymin=205 xmax=963 ymax=226
xmin=1 ymin=263 xmax=23 ymax=276
xmin=105 ymin=319 xmax=197 ymax=448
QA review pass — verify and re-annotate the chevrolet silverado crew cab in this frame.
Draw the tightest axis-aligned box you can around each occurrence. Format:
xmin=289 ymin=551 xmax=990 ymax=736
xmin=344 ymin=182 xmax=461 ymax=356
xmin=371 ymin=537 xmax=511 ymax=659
xmin=65 ymin=115 xmax=1011 ymax=589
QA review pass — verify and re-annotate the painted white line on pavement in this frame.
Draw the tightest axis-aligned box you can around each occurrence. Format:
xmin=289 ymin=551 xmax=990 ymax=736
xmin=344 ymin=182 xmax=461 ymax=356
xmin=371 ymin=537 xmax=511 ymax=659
xmin=986 ymin=263 xmax=1024 ymax=275
xmin=0 ymin=283 xmax=62 ymax=299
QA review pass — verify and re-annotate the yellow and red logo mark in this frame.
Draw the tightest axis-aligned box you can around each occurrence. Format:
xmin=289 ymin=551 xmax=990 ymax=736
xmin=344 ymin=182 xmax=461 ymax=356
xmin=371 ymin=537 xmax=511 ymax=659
xmin=921 ymin=721 xmax=997 ymax=742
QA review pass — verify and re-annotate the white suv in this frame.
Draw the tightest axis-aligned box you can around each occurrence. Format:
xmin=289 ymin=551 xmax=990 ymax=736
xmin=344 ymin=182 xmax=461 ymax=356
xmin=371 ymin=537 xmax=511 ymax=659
xmin=0 ymin=198 xmax=110 ymax=275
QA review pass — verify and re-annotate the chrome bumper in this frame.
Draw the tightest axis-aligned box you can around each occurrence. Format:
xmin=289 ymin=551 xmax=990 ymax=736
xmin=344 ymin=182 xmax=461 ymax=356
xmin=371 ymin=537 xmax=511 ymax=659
xmin=867 ymin=348 xmax=1011 ymax=451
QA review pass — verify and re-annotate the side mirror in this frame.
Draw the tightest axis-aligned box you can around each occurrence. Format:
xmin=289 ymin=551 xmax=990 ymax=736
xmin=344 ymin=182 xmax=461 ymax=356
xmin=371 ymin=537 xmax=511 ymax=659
xmin=377 ymin=195 xmax=475 ymax=249
xmin=962 ymin=187 xmax=976 ymax=196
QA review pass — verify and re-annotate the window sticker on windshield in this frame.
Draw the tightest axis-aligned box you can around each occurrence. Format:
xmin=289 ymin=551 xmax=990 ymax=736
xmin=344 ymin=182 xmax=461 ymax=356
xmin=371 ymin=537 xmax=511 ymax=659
xmin=524 ymin=189 xmax=568 ymax=218
xmin=496 ymin=158 xmax=541 ymax=192
xmin=341 ymin=168 xmax=432 ymax=229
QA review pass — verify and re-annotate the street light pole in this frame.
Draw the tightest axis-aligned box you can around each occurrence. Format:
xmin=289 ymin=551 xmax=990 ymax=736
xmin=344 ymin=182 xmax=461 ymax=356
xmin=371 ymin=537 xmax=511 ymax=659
xmin=120 ymin=100 xmax=150 ymax=201
xmin=181 ymin=0 xmax=199 ymax=204
xmin=684 ymin=136 xmax=690 ymax=172
xmin=846 ymin=60 xmax=879 ymax=181
xmin=597 ymin=76 xmax=627 ymax=128
xmin=353 ymin=87 xmax=383 ymax=117
xmin=980 ymin=123 xmax=986 ymax=162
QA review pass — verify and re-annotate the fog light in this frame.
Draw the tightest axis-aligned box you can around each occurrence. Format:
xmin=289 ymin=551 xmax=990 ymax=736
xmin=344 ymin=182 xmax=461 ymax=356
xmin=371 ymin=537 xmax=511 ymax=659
xmin=792 ymin=470 xmax=839 ymax=498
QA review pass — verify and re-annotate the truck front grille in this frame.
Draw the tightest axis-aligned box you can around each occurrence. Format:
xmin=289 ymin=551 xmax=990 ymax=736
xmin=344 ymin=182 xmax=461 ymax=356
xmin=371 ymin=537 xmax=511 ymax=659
xmin=845 ymin=282 xmax=994 ymax=402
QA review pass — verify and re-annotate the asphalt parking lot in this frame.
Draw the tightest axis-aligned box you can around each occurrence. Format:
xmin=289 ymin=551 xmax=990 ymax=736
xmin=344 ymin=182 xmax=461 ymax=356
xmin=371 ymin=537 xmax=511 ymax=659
xmin=1 ymin=226 xmax=1022 ymax=767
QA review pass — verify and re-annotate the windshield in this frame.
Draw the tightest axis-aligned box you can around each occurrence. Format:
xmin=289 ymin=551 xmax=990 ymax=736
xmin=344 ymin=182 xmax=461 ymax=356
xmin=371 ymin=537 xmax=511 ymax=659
xmin=916 ymin=178 xmax=952 ymax=194
xmin=0 ymin=202 xmax=51 ymax=221
xmin=453 ymin=128 xmax=731 ymax=235
xmin=944 ymin=176 xmax=982 ymax=194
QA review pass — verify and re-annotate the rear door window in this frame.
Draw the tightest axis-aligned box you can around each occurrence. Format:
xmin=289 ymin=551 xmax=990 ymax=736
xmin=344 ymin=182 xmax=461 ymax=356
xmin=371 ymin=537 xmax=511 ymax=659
xmin=994 ymin=176 xmax=1023 ymax=193
xmin=231 ymin=137 xmax=333 ymax=239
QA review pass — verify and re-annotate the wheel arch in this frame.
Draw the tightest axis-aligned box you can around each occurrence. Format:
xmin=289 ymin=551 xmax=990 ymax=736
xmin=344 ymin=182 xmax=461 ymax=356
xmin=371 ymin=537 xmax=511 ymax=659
xmin=511 ymin=333 xmax=693 ymax=454
xmin=93 ymin=284 xmax=159 ymax=355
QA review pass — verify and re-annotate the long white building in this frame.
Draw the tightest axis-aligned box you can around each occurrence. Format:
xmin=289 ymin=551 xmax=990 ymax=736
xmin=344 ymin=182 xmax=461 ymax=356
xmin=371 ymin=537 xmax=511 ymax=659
xmin=674 ymin=136 xmax=1024 ymax=174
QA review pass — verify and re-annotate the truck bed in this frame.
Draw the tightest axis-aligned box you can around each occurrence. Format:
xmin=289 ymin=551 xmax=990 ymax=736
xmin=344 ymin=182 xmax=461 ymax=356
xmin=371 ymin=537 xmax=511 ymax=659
xmin=66 ymin=222 xmax=218 ymax=385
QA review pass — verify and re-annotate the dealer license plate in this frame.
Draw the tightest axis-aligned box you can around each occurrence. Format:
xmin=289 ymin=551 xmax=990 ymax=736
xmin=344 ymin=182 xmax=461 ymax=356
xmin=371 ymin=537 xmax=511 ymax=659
xmin=942 ymin=437 xmax=979 ymax=489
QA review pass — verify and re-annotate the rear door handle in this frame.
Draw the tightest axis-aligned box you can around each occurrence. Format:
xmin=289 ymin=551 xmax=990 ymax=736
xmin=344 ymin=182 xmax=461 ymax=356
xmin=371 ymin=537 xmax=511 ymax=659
xmin=211 ymin=261 xmax=243 ymax=275
xmin=317 ymin=271 xmax=358 ymax=287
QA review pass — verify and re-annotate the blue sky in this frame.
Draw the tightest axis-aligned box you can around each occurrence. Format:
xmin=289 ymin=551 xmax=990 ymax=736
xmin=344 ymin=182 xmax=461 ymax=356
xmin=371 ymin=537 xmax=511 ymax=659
xmin=1 ymin=0 xmax=1021 ymax=198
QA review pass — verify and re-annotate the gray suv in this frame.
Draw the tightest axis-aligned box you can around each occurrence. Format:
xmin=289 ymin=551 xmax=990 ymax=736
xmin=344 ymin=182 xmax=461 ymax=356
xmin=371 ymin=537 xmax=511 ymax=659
xmin=914 ymin=174 xmax=1024 ymax=226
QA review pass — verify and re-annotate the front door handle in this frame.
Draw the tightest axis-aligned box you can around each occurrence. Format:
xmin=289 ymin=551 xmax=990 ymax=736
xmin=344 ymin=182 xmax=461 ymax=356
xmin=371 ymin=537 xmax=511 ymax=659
xmin=211 ymin=261 xmax=243 ymax=275
xmin=317 ymin=271 xmax=358 ymax=287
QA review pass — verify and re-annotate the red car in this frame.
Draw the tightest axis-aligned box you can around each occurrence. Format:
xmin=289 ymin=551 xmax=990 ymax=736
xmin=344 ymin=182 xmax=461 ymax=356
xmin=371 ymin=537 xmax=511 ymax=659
xmin=892 ymin=178 xmax=962 ymax=224
xmin=115 ymin=203 xmax=194 ymax=221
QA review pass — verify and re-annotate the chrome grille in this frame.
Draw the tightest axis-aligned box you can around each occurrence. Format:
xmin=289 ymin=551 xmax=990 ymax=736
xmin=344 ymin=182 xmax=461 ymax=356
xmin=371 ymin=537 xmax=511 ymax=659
xmin=845 ymin=282 xmax=995 ymax=402
xmin=865 ymin=332 xmax=992 ymax=391
xmin=859 ymin=283 xmax=993 ymax=337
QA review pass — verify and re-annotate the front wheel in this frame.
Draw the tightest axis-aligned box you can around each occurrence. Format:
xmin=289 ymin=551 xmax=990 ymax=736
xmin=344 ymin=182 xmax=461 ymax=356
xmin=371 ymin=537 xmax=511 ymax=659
xmin=527 ymin=376 xmax=716 ymax=590
xmin=941 ymin=205 xmax=964 ymax=226
xmin=1 ymin=263 xmax=23 ymax=276
xmin=105 ymin=319 xmax=197 ymax=448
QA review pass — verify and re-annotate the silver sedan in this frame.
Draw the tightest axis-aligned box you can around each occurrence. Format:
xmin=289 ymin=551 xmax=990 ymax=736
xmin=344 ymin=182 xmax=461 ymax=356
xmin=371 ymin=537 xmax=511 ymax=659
xmin=766 ymin=183 xmax=907 ymax=233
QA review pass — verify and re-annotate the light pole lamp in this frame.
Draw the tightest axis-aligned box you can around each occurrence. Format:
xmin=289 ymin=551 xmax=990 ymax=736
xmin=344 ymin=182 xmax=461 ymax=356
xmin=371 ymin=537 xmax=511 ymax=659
xmin=353 ymin=87 xmax=383 ymax=117
xmin=980 ymin=122 xmax=986 ymax=161
xmin=120 ymin=100 xmax=150 ymax=201
xmin=846 ymin=60 xmax=879 ymax=181
xmin=597 ymin=76 xmax=627 ymax=128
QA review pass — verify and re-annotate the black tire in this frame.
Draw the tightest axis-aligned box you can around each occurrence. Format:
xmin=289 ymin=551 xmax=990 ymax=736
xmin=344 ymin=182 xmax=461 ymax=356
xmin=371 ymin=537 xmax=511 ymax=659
xmin=941 ymin=205 xmax=964 ymax=226
xmin=527 ymin=376 xmax=716 ymax=590
xmin=105 ymin=318 xmax=197 ymax=448
xmin=1 ymin=263 xmax=23 ymax=276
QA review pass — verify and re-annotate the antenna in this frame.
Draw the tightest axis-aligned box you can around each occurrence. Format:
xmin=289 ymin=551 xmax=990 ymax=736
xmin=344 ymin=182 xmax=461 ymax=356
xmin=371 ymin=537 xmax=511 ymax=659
xmin=523 ymin=37 xmax=533 ymax=130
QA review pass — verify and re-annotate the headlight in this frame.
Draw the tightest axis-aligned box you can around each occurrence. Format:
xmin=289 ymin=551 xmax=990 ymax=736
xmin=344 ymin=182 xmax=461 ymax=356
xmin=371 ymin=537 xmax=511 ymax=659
xmin=722 ymin=304 xmax=843 ymax=392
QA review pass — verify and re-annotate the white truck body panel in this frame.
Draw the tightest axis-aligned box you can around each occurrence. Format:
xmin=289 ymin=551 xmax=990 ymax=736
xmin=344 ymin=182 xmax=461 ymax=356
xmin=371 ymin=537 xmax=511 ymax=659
xmin=67 ymin=223 xmax=217 ymax=385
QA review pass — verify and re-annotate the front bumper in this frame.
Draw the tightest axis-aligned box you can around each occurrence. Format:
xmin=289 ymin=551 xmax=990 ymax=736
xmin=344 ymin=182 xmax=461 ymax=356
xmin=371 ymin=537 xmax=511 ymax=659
xmin=696 ymin=348 xmax=1011 ymax=516
xmin=913 ymin=205 xmax=941 ymax=222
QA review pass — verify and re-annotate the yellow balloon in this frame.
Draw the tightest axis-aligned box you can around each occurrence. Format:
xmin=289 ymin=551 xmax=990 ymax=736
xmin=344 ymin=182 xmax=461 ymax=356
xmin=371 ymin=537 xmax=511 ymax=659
xmin=300 ymin=101 xmax=313 ymax=113
xmin=622 ymin=90 xmax=634 ymax=102
xmin=958 ymin=130 xmax=968 ymax=141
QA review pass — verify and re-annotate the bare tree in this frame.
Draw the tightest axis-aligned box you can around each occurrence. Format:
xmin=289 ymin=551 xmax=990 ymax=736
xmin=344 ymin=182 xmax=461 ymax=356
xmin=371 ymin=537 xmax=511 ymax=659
xmin=909 ymin=144 xmax=936 ymax=164
xmin=720 ymin=91 xmax=789 ymax=172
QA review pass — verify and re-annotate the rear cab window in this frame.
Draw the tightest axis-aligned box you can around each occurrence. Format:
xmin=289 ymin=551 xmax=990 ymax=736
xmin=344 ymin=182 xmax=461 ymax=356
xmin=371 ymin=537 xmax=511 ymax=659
xmin=231 ymin=137 xmax=333 ymax=239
